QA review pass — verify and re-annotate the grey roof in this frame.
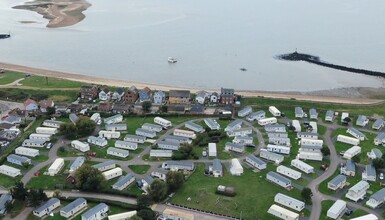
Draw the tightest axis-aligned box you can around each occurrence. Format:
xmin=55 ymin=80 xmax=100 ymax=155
xmin=154 ymin=90 xmax=166 ymax=97
xmin=267 ymin=171 xmax=291 ymax=184
xmin=165 ymin=135 xmax=190 ymax=142
xmin=357 ymin=115 xmax=367 ymax=123
xmin=226 ymin=142 xmax=244 ymax=149
xmin=105 ymin=114 xmax=123 ymax=122
xmin=157 ymin=141 xmax=180 ymax=147
xmin=136 ymin=128 xmax=156 ymax=135
xmin=142 ymin=175 xmax=154 ymax=185
xmin=329 ymin=174 xmax=346 ymax=186
xmin=88 ymin=136 xmax=106 ymax=143
xmin=92 ymin=160 xmax=115 ymax=169
xmin=7 ymin=154 xmax=30 ymax=163
xmin=34 ymin=198 xmax=60 ymax=213
xmin=107 ymin=147 xmax=129 ymax=154
xmin=70 ymin=157 xmax=85 ymax=170
xmin=300 ymin=145 xmax=322 ymax=151
xmin=124 ymin=134 xmax=146 ymax=140
xmin=298 ymin=132 xmax=319 ymax=137
xmin=152 ymin=168 xmax=169 ymax=174
xmin=105 ymin=124 xmax=127 ymax=129
xmin=82 ymin=203 xmax=108 ymax=219
xmin=371 ymin=188 xmax=385 ymax=201
xmin=142 ymin=123 xmax=162 ymax=129
xmin=309 ymin=108 xmax=317 ymax=116
xmin=212 ymin=159 xmax=222 ymax=172
xmin=0 ymin=194 xmax=12 ymax=210
xmin=169 ymin=90 xmax=190 ymax=98
xmin=234 ymin=136 xmax=253 ymax=141
xmin=221 ymin=88 xmax=234 ymax=96
xmin=116 ymin=88 xmax=124 ymax=95
xmin=246 ymin=155 xmax=266 ymax=166
xmin=164 ymin=161 xmax=194 ymax=168
xmin=373 ymin=119 xmax=385 ymax=128
xmin=326 ymin=110 xmax=334 ymax=118
xmin=115 ymin=140 xmax=136 ymax=146
xmin=375 ymin=132 xmax=385 ymax=140
xmin=346 ymin=160 xmax=355 ymax=172
xmin=265 ymin=124 xmax=286 ymax=130
xmin=3 ymin=116 xmax=21 ymax=124
xmin=113 ymin=174 xmax=135 ymax=189
xmin=371 ymin=148 xmax=383 ymax=158
xmin=348 ymin=127 xmax=366 ymax=137
xmin=249 ymin=110 xmax=265 ymax=117
xmin=366 ymin=164 xmax=376 ymax=177
xmin=239 ymin=106 xmax=252 ymax=114
xmin=23 ymin=139 xmax=46 ymax=144
xmin=185 ymin=121 xmax=203 ymax=130
xmin=43 ymin=120 xmax=64 ymax=125
xmin=61 ymin=198 xmax=86 ymax=213
xmin=226 ymin=119 xmax=242 ymax=129
xmin=295 ymin=107 xmax=303 ymax=115
xmin=69 ymin=113 xmax=79 ymax=123
xmin=204 ymin=118 xmax=219 ymax=128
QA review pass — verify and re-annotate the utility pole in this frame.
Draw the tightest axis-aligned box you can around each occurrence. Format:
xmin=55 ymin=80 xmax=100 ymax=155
xmin=46 ymin=76 xmax=48 ymax=85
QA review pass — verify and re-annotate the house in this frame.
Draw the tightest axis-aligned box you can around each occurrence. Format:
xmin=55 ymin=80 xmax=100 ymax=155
xmin=153 ymin=91 xmax=166 ymax=104
xmin=141 ymin=176 xmax=154 ymax=192
xmin=108 ymin=211 xmax=137 ymax=220
xmin=209 ymin=92 xmax=219 ymax=103
xmin=55 ymin=104 xmax=69 ymax=114
xmin=337 ymin=135 xmax=360 ymax=145
xmin=150 ymin=150 xmax=173 ymax=158
xmin=24 ymin=98 xmax=39 ymax=111
xmin=0 ymin=165 xmax=21 ymax=177
xmin=208 ymin=143 xmax=217 ymax=157
xmin=136 ymin=128 xmax=156 ymax=138
xmin=151 ymin=168 xmax=168 ymax=181
xmin=267 ymin=131 xmax=288 ymax=139
xmin=356 ymin=115 xmax=369 ymax=127
xmin=246 ymin=110 xmax=266 ymax=122
xmin=115 ymin=140 xmax=137 ymax=150
xmin=162 ymin=209 xmax=194 ymax=220
xmin=277 ymin=165 xmax=301 ymax=180
xmin=174 ymin=129 xmax=196 ymax=139
xmin=230 ymin=158 xmax=243 ymax=176
xmin=39 ymin=99 xmax=54 ymax=113
xmin=291 ymin=120 xmax=301 ymax=132
xmin=341 ymin=160 xmax=356 ymax=176
xmin=138 ymin=87 xmax=152 ymax=103
xmin=124 ymin=88 xmax=139 ymax=104
xmin=98 ymin=88 xmax=110 ymax=101
xmin=33 ymin=198 xmax=61 ymax=218
xmin=368 ymin=148 xmax=383 ymax=160
xmin=48 ymin=158 xmax=65 ymax=176
xmin=81 ymin=203 xmax=109 ymax=220
xmin=220 ymin=88 xmax=235 ymax=105
xmin=0 ymin=194 xmax=12 ymax=215
xmin=325 ymin=110 xmax=335 ymax=122
xmin=102 ymin=167 xmax=123 ymax=180
xmin=227 ymin=127 xmax=253 ymax=137
xmin=154 ymin=117 xmax=172 ymax=127
xmin=373 ymin=119 xmax=384 ymax=130
xmin=111 ymin=103 xmax=130 ymax=115
xmin=294 ymin=107 xmax=304 ymax=118
xmin=124 ymin=135 xmax=146 ymax=143
xmin=69 ymin=157 xmax=86 ymax=173
xmin=274 ymin=193 xmax=305 ymax=211
xmin=112 ymin=88 xmax=125 ymax=101
xmin=2 ymin=115 xmax=22 ymax=124
xmin=245 ymin=155 xmax=266 ymax=170
xmin=80 ymin=85 xmax=98 ymax=100
xmin=238 ymin=106 xmax=252 ymax=117
xmin=142 ymin=123 xmax=162 ymax=132
xmin=343 ymin=146 xmax=361 ymax=160
xmin=260 ymin=149 xmax=284 ymax=164
xmin=210 ymin=159 xmax=223 ymax=177
xmin=225 ymin=119 xmax=242 ymax=132
xmin=366 ymin=188 xmax=385 ymax=209
xmin=60 ymin=198 xmax=87 ymax=218
xmin=374 ymin=132 xmax=385 ymax=146
xmin=297 ymin=151 xmax=323 ymax=161
xmin=167 ymin=105 xmax=186 ymax=114
xmin=99 ymin=130 xmax=120 ymax=139
xmin=362 ymin=164 xmax=376 ymax=182
xmin=347 ymin=127 xmax=366 ymax=141
xmin=267 ymin=144 xmax=290 ymax=155
xmin=92 ymin=160 xmax=116 ymax=172
xmin=258 ymin=117 xmax=277 ymax=126
xmin=233 ymin=136 xmax=253 ymax=144
xmin=204 ymin=118 xmax=220 ymax=130
xmin=7 ymin=154 xmax=31 ymax=166
xmin=22 ymin=139 xmax=46 ymax=148
xmin=43 ymin=120 xmax=63 ymax=128
xmin=265 ymin=124 xmax=286 ymax=132
xmin=104 ymin=114 xmax=123 ymax=125
xmin=71 ymin=140 xmax=90 ymax=152
xmin=341 ymin=112 xmax=349 ymax=122
xmin=107 ymin=147 xmax=129 ymax=158
xmin=328 ymin=175 xmax=347 ymax=191
xmin=112 ymin=174 xmax=135 ymax=191
xmin=268 ymin=204 xmax=299 ymax=220
xmin=309 ymin=108 xmax=318 ymax=119
xmin=346 ymin=180 xmax=369 ymax=202
xmin=157 ymin=141 xmax=180 ymax=151
xmin=169 ymin=90 xmax=191 ymax=104
xmin=162 ymin=161 xmax=194 ymax=172
xmin=105 ymin=124 xmax=127 ymax=131
xmin=68 ymin=113 xmax=79 ymax=124
xmin=185 ymin=121 xmax=204 ymax=133
xmin=87 ymin=136 xmax=108 ymax=147
xmin=98 ymin=102 xmax=112 ymax=112
xmin=269 ymin=137 xmax=290 ymax=146
xmin=36 ymin=127 xmax=58 ymax=135
xmin=291 ymin=159 xmax=314 ymax=174
xmin=266 ymin=171 xmax=292 ymax=189
xmin=327 ymin=200 xmax=346 ymax=220
xmin=15 ymin=147 xmax=39 ymax=157
xmin=225 ymin=142 xmax=245 ymax=154
xmin=269 ymin=106 xmax=281 ymax=117
xmin=195 ymin=90 xmax=209 ymax=104
xmin=297 ymin=132 xmax=319 ymax=140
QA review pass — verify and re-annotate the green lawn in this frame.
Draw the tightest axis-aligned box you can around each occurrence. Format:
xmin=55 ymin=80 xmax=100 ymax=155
xmin=22 ymin=75 xmax=83 ymax=88
xmin=128 ymin=165 xmax=151 ymax=174
xmin=0 ymin=88 xmax=78 ymax=103
xmin=89 ymin=146 xmax=133 ymax=161
xmin=8 ymin=199 xmax=26 ymax=219
xmin=27 ymin=162 xmax=70 ymax=190
xmin=0 ymin=174 xmax=21 ymax=188
xmin=0 ymin=71 xmax=24 ymax=85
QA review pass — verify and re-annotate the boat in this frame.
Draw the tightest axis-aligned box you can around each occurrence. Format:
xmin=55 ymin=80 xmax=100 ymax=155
xmin=0 ymin=33 xmax=10 ymax=39
xmin=240 ymin=68 xmax=247 ymax=71
xmin=168 ymin=57 xmax=177 ymax=63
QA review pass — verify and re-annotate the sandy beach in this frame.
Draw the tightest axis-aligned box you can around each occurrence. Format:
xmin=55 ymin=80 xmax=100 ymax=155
xmin=0 ymin=62 xmax=384 ymax=105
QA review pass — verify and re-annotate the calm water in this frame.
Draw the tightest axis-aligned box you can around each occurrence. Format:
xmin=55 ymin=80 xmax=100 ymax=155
xmin=0 ymin=0 xmax=385 ymax=91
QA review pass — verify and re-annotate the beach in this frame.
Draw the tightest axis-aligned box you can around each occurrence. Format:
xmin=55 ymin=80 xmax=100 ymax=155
xmin=0 ymin=62 xmax=384 ymax=105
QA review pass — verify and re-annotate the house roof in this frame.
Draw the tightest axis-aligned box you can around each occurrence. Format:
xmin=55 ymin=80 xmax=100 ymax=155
xmin=112 ymin=103 xmax=129 ymax=111
xmin=8 ymin=108 xmax=26 ymax=118
xmin=168 ymin=105 xmax=186 ymax=112
xmin=23 ymin=98 xmax=37 ymax=107
xmin=107 ymin=147 xmax=129 ymax=155
xmin=39 ymin=99 xmax=54 ymax=108
xmin=190 ymin=105 xmax=204 ymax=113
xmin=34 ymin=198 xmax=60 ymax=213
xmin=0 ymin=123 xmax=15 ymax=130
xmin=69 ymin=113 xmax=79 ymax=124
xmin=185 ymin=121 xmax=203 ymax=130
xmin=7 ymin=154 xmax=30 ymax=163
xmin=226 ymin=119 xmax=242 ymax=129
xmin=375 ymin=132 xmax=385 ymax=141
xmin=212 ymin=159 xmax=222 ymax=171
xmin=249 ymin=110 xmax=265 ymax=117
xmin=370 ymin=188 xmax=385 ymax=201
xmin=346 ymin=160 xmax=355 ymax=172
xmin=98 ymin=102 xmax=111 ymax=111
xmin=105 ymin=114 xmax=122 ymax=121
xmin=267 ymin=171 xmax=291 ymax=184
xmin=329 ymin=174 xmax=346 ymax=186
xmin=371 ymin=148 xmax=383 ymax=158
xmin=88 ymin=136 xmax=107 ymax=143
xmin=373 ymin=119 xmax=385 ymax=128
xmin=0 ymin=194 xmax=12 ymax=210
xmin=61 ymin=198 xmax=86 ymax=213
xmin=3 ymin=116 xmax=21 ymax=124
xmin=349 ymin=181 xmax=369 ymax=193
xmin=113 ymin=174 xmax=135 ymax=188
xmin=221 ymin=88 xmax=234 ymax=96
xmin=295 ymin=107 xmax=303 ymax=115
xmin=309 ymin=108 xmax=317 ymax=116
xmin=239 ymin=106 xmax=252 ymax=114
xmin=154 ymin=90 xmax=165 ymax=97
xmin=366 ymin=164 xmax=376 ymax=177
xmin=226 ymin=142 xmax=244 ymax=149
xmin=142 ymin=175 xmax=154 ymax=185
xmin=158 ymin=140 xmax=180 ymax=147
xmin=92 ymin=160 xmax=115 ymax=169
xmin=357 ymin=115 xmax=367 ymax=124
xmin=116 ymin=88 xmax=125 ymax=95
xmin=82 ymin=203 xmax=108 ymax=219
xmin=326 ymin=110 xmax=334 ymax=117
xmin=246 ymin=155 xmax=266 ymax=166
xmin=69 ymin=157 xmax=85 ymax=171
xmin=169 ymin=90 xmax=190 ymax=98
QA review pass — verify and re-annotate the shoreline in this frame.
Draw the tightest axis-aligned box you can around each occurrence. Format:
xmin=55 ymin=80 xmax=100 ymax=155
xmin=0 ymin=62 xmax=384 ymax=105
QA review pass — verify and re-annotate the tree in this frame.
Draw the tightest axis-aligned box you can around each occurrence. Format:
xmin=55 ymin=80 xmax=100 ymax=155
xmin=10 ymin=181 xmax=27 ymax=200
xmin=166 ymin=171 xmax=185 ymax=192
xmin=75 ymin=164 xmax=106 ymax=192
xmin=301 ymin=187 xmax=312 ymax=204
xmin=26 ymin=188 xmax=48 ymax=207
xmin=142 ymin=101 xmax=152 ymax=113
xmin=5 ymin=200 xmax=13 ymax=213
xmin=373 ymin=158 xmax=385 ymax=170
xmin=76 ymin=116 xmax=96 ymax=137
xmin=160 ymin=105 xmax=168 ymax=113
xmin=137 ymin=209 xmax=155 ymax=220
xmin=149 ymin=179 xmax=168 ymax=202
xmin=321 ymin=146 xmax=330 ymax=156
xmin=137 ymin=194 xmax=153 ymax=209
xmin=46 ymin=106 xmax=56 ymax=115
xmin=59 ymin=123 xmax=78 ymax=139
xmin=129 ymin=215 xmax=143 ymax=220
xmin=352 ymin=154 xmax=361 ymax=163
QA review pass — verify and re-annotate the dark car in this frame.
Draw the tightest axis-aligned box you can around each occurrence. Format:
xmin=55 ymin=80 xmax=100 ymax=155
xmin=345 ymin=209 xmax=353 ymax=216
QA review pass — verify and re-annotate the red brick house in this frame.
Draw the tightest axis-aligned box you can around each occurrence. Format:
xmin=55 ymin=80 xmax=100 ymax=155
xmin=80 ymin=85 xmax=98 ymax=100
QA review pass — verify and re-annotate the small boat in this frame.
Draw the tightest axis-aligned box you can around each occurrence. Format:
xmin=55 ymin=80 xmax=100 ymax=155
xmin=168 ymin=57 xmax=177 ymax=63
xmin=0 ymin=33 xmax=10 ymax=39
xmin=240 ymin=68 xmax=247 ymax=71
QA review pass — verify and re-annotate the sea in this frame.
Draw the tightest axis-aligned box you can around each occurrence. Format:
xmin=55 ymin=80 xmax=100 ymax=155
xmin=0 ymin=0 xmax=385 ymax=91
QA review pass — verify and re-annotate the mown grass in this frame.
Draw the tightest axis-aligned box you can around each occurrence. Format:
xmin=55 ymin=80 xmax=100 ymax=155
xmin=128 ymin=165 xmax=151 ymax=174
xmin=22 ymin=75 xmax=83 ymax=88
xmin=0 ymin=71 xmax=24 ymax=85
xmin=27 ymin=161 xmax=70 ymax=190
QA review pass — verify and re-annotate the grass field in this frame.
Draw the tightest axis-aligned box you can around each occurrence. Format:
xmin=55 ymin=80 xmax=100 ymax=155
xmin=22 ymin=75 xmax=83 ymax=88
xmin=128 ymin=165 xmax=151 ymax=174
xmin=0 ymin=88 xmax=78 ymax=102
xmin=320 ymin=200 xmax=369 ymax=220
xmin=0 ymin=71 xmax=24 ymax=85
xmin=27 ymin=161 xmax=70 ymax=190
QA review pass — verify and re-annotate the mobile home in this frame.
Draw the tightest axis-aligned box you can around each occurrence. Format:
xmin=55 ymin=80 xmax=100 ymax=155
xmin=238 ymin=106 xmax=252 ymax=117
xmin=115 ymin=140 xmax=138 ymax=150
xmin=154 ymin=117 xmax=172 ymax=128
xmin=347 ymin=127 xmax=366 ymax=141
xmin=99 ymin=130 xmax=120 ymax=139
xmin=291 ymin=159 xmax=314 ymax=173
xmin=185 ymin=121 xmax=204 ymax=133
xmin=295 ymin=107 xmax=304 ymax=118
xmin=297 ymin=151 xmax=323 ymax=161
xmin=60 ymin=198 xmax=87 ymax=218
xmin=225 ymin=119 xmax=242 ymax=132
xmin=269 ymin=106 xmax=281 ymax=117
xmin=246 ymin=110 xmax=266 ymax=122
xmin=328 ymin=175 xmax=347 ymax=191
xmin=325 ymin=110 xmax=335 ymax=122
xmin=48 ymin=158 xmax=65 ymax=176
xmin=226 ymin=127 xmax=253 ymax=137
xmin=297 ymin=132 xmax=319 ymax=140
xmin=374 ymin=133 xmax=385 ymax=146
xmin=277 ymin=165 xmax=301 ymax=180
xmin=150 ymin=150 xmax=173 ymax=158
xmin=233 ymin=136 xmax=253 ymax=144
xmin=135 ymin=128 xmax=156 ymax=138
xmin=346 ymin=180 xmax=369 ymax=202
xmin=112 ymin=174 xmax=135 ymax=191
xmin=71 ymin=140 xmax=90 ymax=152
xmin=266 ymin=171 xmax=292 ymax=189
xmin=258 ymin=117 xmax=277 ymax=126
xmin=164 ymin=135 xmax=192 ymax=144
xmin=362 ymin=164 xmax=376 ymax=182
xmin=15 ymin=147 xmax=39 ymax=157
xmin=0 ymin=165 xmax=21 ymax=177
xmin=291 ymin=120 xmax=301 ymax=132
xmin=105 ymin=124 xmax=127 ymax=131
xmin=327 ymin=200 xmax=346 ymax=220
xmin=142 ymin=123 xmax=162 ymax=132
xmin=268 ymin=131 xmax=288 ymax=138
xmin=69 ymin=157 xmax=86 ymax=173
xmin=274 ymin=193 xmax=305 ymax=211
xmin=102 ymin=167 xmax=123 ymax=180
xmin=268 ymin=204 xmax=299 ymax=220
xmin=42 ymin=120 xmax=63 ymax=128
xmin=260 ymin=149 xmax=284 ymax=164
xmin=36 ymin=127 xmax=58 ymax=135
xmin=265 ymin=124 xmax=286 ymax=132
xmin=162 ymin=161 xmax=194 ymax=172
xmin=300 ymin=138 xmax=323 ymax=147
xmin=208 ymin=143 xmax=217 ymax=157
xmin=22 ymin=139 xmax=46 ymax=148
xmin=267 ymin=144 xmax=291 ymax=155
xmin=157 ymin=141 xmax=180 ymax=151
xmin=225 ymin=142 xmax=245 ymax=154
xmin=7 ymin=154 xmax=31 ymax=166
xmin=92 ymin=160 xmax=116 ymax=172
xmin=33 ymin=198 xmax=61 ymax=218
xmin=81 ymin=203 xmax=109 ymax=220
xmin=104 ymin=114 xmax=123 ymax=124
xmin=230 ymin=158 xmax=243 ymax=176
xmin=245 ymin=155 xmax=266 ymax=170
xmin=173 ymin=129 xmax=196 ymax=139
xmin=107 ymin=147 xmax=129 ymax=158
xmin=204 ymin=118 xmax=220 ymax=130
xmin=124 ymin=134 xmax=146 ymax=143
xmin=366 ymin=188 xmax=385 ymax=209
xmin=29 ymin=133 xmax=51 ymax=141
xmin=269 ymin=137 xmax=291 ymax=147
xmin=343 ymin=146 xmax=361 ymax=160
xmin=337 ymin=135 xmax=360 ymax=145
xmin=87 ymin=136 xmax=108 ymax=147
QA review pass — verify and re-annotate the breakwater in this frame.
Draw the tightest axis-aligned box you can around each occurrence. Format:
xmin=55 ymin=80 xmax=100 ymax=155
xmin=276 ymin=52 xmax=385 ymax=78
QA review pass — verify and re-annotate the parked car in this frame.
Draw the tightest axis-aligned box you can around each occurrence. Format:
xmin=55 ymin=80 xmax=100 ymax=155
xmin=46 ymin=143 xmax=52 ymax=149
xmin=320 ymin=164 xmax=328 ymax=171
xmin=339 ymin=151 xmax=345 ymax=156
xmin=380 ymin=173 xmax=384 ymax=180
xmin=345 ymin=209 xmax=353 ymax=216
xmin=202 ymin=151 xmax=207 ymax=157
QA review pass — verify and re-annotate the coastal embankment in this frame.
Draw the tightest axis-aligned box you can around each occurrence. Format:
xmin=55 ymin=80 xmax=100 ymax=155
xmin=0 ymin=62 xmax=384 ymax=105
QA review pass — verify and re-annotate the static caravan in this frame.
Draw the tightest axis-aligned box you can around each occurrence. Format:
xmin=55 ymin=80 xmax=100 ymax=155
xmin=115 ymin=140 xmax=138 ymax=150
xmin=328 ymin=175 xmax=347 ymax=191
xmin=36 ymin=127 xmax=58 ymax=135
xmin=107 ymin=147 xmax=129 ymax=158
xmin=258 ymin=117 xmax=277 ymax=126
xmin=81 ymin=203 xmax=109 ymax=220
xmin=230 ymin=158 xmax=243 ymax=176
xmin=69 ymin=157 xmax=86 ymax=173
xmin=374 ymin=133 xmax=385 ymax=146
xmin=366 ymin=188 xmax=385 ymax=209
xmin=337 ymin=135 xmax=360 ymax=145
xmin=15 ymin=147 xmax=39 ymax=157
xmin=292 ymin=120 xmax=301 ymax=132
xmin=157 ymin=141 xmax=180 ymax=151
xmin=295 ymin=107 xmax=304 ymax=118
xmin=347 ymin=127 xmax=366 ymax=141
xmin=238 ymin=106 xmax=252 ymax=117
xmin=260 ymin=149 xmax=284 ymax=164
xmin=356 ymin=115 xmax=369 ymax=127
xmin=135 ymin=128 xmax=156 ymax=138
xmin=60 ymin=198 xmax=87 ymax=218
xmin=341 ymin=112 xmax=349 ymax=122
xmin=300 ymin=138 xmax=323 ymax=147
xmin=225 ymin=119 xmax=242 ymax=132
xmin=299 ymin=145 xmax=322 ymax=153
xmin=268 ymin=131 xmax=288 ymax=138
xmin=269 ymin=137 xmax=291 ymax=147
xmin=151 ymin=168 xmax=168 ymax=181
xmin=22 ymin=139 xmax=46 ymax=148
xmin=108 ymin=211 xmax=137 ymax=220
xmin=185 ymin=121 xmax=204 ymax=133
xmin=29 ymin=133 xmax=51 ymax=141
xmin=267 ymin=144 xmax=291 ymax=155
xmin=265 ymin=124 xmax=286 ymax=132
xmin=99 ymin=130 xmax=120 ymax=139
xmin=211 ymin=159 xmax=223 ymax=177
xmin=362 ymin=164 xmax=376 ymax=182
xmin=269 ymin=106 xmax=281 ymax=117
xmin=162 ymin=161 xmax=194 ymax=172
xmin=227 ymin=127 xmax=253 ymax=137
xmin=309 ymin=108 xmax=318 ymax=119
xmin=0 ymin=194 xmax=12 ymax=215
xmin=92 ymin=160 xmax=116 ymax=172
xmin=102 ymin=167 xmax=123 ymax=180
xmin=297 ymin=132 xmax=319 ymax=140
xmin=327 ymin=200 xmax=346 ymax=220
xmin=71 ymin=140 xmax=90 ymax=152
xmin=7 ymin=154 xmax=31 ymax=166
xmin=309 ymin=121 xmax=317 ymax=133
xmin=350 ymin=214 xmax=379 ymax=220
xmin=124 ymin=135 xmax=146 ymax=144
xmin=88 ymin=136 xmax=108 ymax=147
xmin=42 ymin=120 xmax=64 ymax=128
xmin=233 ymin=136 xmax=253 ymax=144
xmin=266 ymin=171 xmax=292 ymax=189
xmin=277 ymin=165 xmax=301 ymax=180
xmin=274 ymin=193 xmax=305 ymax=211
xmin=291 ymin=159 xmax=314 ymax=173
xmin=142 ymin=123 xmax=162 ymax=132
xmin=0 ymin=165 xmax=21 ymax=177
xmin=164 ymin=135 xmax=192 ymax=144
xmin=341 ymin=160 xmax=356 ymax=176
xmin=90 ymin=113 xmax=101 ymax=123
xmin=297 ymin=151 xmax=323 ymax=161
xmin=112 ymin=174 xmax=135 ymax=191
xmin=245 ymin=155 xmax=266 ymax=170
xmin=154 ymin=117 xmax=172 ymax=128
xmin=105 ymin=123 xmax=127 ymax=131
xmin=204 ymin=118 xmax=220 ymax=130
xmin=33 ymin=198 xmax=61 ymax=218
xmin=367 ymin=148 xmax=383 ymax=160
xmin=246 ymin=110 xmax=266 ymax=122
xmin=48 ymin=158 xmax=65 ymax=176
xmin=225 ymin=142 xmax=245 ymax=154
xmin=343 ymin=146 xmax=361 ymax=160
xmin=325 ymin=110 xmax=335 ymax=122
xmin=104 ymin=114 xmax=123 ymax=124
xmin=268 ymin=204 xmax=299 ymax=220
xmin=346 ymin=180 xmax=369 ymax=202
xmin=208 ymin=143 xmax=217 ymax=157
xmin=373 ymin=119 xmax=385 ymax=130
xmin=150 ymin=150 xmax=173 ymax=158
xmin=173 ymin=129 xmax=196 ymax=139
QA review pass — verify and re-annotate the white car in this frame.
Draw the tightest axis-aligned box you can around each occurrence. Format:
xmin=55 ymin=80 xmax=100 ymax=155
xmin=380 ymin=173 xmax=384 ymax=180
xmin=46 ymin=143 xmax=52 ymax=149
